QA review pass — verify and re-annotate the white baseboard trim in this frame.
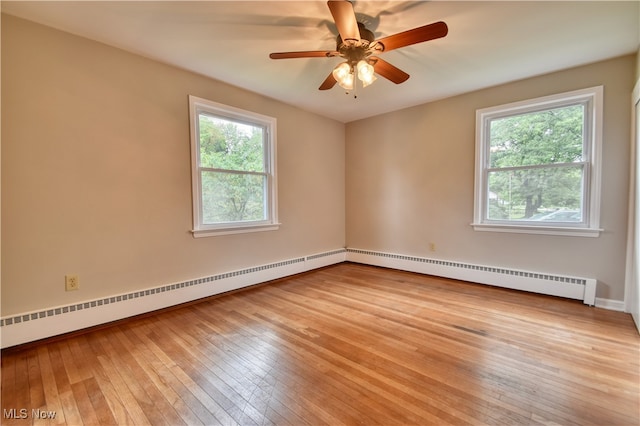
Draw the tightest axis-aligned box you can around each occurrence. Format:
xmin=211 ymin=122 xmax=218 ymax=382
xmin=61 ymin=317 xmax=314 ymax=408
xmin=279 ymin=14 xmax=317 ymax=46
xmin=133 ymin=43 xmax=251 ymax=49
xmin=345 ymin=248 xmax=598 ymax=306
xmin=594 ymin=298 xmax=626 ymax=311
xmin=0 ymin=249 xmax=347 ymax=349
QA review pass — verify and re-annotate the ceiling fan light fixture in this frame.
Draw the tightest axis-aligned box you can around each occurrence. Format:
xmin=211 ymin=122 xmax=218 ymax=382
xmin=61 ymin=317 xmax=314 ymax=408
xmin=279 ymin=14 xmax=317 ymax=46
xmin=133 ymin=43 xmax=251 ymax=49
xmin=269 ymin=2 xmax=448 ymax=93
xmin=357 ymin=60 xmax=377 ymax=87
xmin=332 ymin=62 xmax=354 ymax=90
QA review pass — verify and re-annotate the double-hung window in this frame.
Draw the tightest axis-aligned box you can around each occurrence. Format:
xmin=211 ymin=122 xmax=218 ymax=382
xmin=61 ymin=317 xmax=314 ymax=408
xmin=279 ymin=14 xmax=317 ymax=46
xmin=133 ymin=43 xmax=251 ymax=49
xmin=189 ymin=96 xmax=278 ymax=237
xmin=473 ymin=86 xmax=603 ymax=237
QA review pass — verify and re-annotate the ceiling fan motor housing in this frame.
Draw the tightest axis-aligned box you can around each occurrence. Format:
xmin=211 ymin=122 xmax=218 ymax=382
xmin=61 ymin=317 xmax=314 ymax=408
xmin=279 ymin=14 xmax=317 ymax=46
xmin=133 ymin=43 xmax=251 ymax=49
xmin=336 ymin=22 xmax=376 ymax=66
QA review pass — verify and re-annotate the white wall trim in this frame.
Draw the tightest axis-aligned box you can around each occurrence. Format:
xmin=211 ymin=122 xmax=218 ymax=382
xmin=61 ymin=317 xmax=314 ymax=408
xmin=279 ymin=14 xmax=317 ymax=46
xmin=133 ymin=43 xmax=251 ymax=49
xmin=624 ymin=75 xmax=640 ymax=333
xmin=595 ymin=298 xmax=626 ymax=312
xmin=473 ymin=86 xmax=604 ymax=237
xmin=0 ymin=249 xmax=347 ymax=349
xmin=346 ymin=248 xmax=598 ymax=306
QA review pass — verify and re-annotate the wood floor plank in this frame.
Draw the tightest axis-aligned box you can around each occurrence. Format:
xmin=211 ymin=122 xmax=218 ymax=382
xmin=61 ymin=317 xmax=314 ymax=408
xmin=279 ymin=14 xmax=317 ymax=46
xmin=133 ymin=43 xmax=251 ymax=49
xmin=36 ymin=346 xmax=67 ymax=425
xmin=57 ymin=389 xmax=83 ymax=426
xmin=120 ymin=327 xmax=197 ymax=425
xmin=228 ymin=320 xmax=393 ymax=425
xmin=186 ymin=314 xmax=319 ymax=425
xmin=27 ymin=349 xmax=46 ymax=412
xmin=65 ymin=338 xmax=96 ymax=385
xmin=111 ymin=327 xmax=190 ymax=426
xmin=2 ymin=263 xmax=639 ymax=425
xmin=91 ymin=333 xmax=152 ymax=426
xmin=70 ymin=379 xmax=101 ymax=426
xmin=142 ymin=330 xmax=233 ymax=425
xmin=126 ymin=326 xmax=213 ymax=425
xmin=190 ymin=303 xmax=391 ymax=425
xmin=81 ymin=377 xmax=118 ymax=425
xmin=83 ymin=335 xmax=136 ymax=425
xmin=149 ymin=325 xmax=261 ymax=426
xmin=13 ymin=348 xmax=31 ymax=416
xmin=188 ymin=317 xmax=348 ymax=425
xmin=2 ymin=354 xmax=21 ymax=426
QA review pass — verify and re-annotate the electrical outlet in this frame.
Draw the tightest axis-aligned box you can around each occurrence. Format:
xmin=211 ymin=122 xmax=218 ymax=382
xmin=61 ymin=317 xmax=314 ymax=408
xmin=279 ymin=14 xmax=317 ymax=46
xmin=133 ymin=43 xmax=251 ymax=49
xmin=65 ymin=274 xmax=79 ymax=291
xmin=429 ymin=242 xmax=436 ymax=252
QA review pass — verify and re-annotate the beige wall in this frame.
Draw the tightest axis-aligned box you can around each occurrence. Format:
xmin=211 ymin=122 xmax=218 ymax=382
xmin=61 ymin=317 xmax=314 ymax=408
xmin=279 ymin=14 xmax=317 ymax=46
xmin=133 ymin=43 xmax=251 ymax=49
xmin=346 ymin=55 xmax=636 ymax=301
xmin=1 ymin=15 xmax=346 ymax=316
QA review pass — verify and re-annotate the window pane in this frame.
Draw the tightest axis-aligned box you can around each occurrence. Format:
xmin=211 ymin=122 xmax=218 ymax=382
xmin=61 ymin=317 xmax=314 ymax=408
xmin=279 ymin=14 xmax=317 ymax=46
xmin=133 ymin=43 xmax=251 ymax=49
xmin=489 ymin=104 xmax=584 ymax=168
xmin=487 ymin=165 xmax=583 ymax=221
xmin=201 ymin=171 xmax=266 ymax=224
xmin=198 ymin=113 xmax=265 ymax=172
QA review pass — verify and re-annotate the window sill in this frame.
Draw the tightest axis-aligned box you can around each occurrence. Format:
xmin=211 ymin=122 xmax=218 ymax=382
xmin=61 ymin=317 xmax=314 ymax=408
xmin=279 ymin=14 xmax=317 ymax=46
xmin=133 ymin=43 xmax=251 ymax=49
xmin=471 ymin=223 xmax=602 ymax=237
xmin=191 ymin=223 xmax=281 ymax=238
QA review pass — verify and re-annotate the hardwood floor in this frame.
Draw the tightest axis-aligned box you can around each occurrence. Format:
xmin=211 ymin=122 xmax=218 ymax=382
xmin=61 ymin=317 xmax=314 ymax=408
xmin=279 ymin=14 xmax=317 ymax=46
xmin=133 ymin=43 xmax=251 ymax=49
xmin=2 ymin=263 xmax=639 ymax=425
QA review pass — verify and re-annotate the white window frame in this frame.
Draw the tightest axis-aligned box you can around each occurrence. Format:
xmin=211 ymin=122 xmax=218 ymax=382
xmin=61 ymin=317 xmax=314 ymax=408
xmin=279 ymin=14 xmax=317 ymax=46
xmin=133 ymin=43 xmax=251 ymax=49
xmin=188 ymin=95 xmax=278 ymax=237
xmin=472 ymin=86 xmax=603 ymax=237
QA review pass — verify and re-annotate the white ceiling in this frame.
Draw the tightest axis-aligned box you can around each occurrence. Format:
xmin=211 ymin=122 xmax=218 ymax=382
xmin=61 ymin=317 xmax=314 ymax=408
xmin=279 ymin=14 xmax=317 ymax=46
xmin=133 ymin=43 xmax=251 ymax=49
xmin=2 ymin=1 xmax=639 ymax=122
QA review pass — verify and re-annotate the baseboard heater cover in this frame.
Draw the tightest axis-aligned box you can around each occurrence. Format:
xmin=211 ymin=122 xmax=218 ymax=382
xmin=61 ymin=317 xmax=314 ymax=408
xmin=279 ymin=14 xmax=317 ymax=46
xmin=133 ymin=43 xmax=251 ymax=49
xmin=0 ymin=249 xmax=347 ymax=349
xmin=1 ymin=248 xmax=598 ymax=348
xmin=346 ymin=248 xmax=597 ymax=306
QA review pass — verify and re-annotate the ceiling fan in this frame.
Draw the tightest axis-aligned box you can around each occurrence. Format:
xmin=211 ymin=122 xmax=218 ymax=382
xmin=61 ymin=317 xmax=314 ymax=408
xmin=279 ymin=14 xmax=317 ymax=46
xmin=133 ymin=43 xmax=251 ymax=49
xmin=269 ymin=0 xmax=448 ymax=92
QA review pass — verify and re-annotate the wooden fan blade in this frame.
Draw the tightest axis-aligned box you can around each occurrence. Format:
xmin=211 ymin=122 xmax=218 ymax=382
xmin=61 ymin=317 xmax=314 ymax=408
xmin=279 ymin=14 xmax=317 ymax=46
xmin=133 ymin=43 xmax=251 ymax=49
xmin=371 ymin=57 xmax=410 ymax=84
xmin=319 ymin=72 xmax=337 ymax=90
xmin=376 ymin=21 xmax=448 ymax=53
xmin=270 ymin=51 xmax=338 ymax=59
xmin=327 ymin=0 xmax=360 ymax=44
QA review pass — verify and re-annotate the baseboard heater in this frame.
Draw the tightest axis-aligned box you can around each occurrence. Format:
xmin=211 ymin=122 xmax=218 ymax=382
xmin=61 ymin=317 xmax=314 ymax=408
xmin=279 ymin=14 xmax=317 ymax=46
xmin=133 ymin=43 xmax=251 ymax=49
xmin=0 ymin=249 xmax=347 ymax=349
xmin=1 ymin=247 xmax=597 ymax=349
xmin=346 ymin=248 xmax=597 ymax=306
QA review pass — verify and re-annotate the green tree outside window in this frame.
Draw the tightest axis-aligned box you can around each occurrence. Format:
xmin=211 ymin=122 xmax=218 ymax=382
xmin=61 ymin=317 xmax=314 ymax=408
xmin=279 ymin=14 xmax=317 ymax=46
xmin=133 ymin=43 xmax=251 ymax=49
xmin=486 ymin=104 xmax=585 ymax=221
xmin=198 ymin=114 xmax=267 ymax=224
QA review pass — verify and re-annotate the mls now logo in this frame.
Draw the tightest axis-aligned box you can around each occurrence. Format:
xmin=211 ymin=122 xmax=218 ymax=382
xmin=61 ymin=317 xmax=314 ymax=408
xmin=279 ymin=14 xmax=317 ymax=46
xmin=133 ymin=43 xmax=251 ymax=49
xmin=3 ymin=409 xmax=27 ymax=419
xmin=3 ymin=408 xmax=56 ymax=419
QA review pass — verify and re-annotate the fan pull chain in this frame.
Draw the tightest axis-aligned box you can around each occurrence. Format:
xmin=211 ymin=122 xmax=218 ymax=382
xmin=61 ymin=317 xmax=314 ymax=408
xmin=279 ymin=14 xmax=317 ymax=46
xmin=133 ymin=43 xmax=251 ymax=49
xmin=353 ymin=72 xmax=358 ymax=99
